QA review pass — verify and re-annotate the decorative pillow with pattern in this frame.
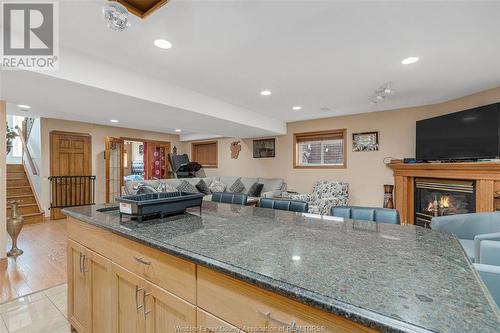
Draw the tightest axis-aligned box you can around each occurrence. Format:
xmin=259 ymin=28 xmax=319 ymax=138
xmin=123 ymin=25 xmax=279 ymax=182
xmin=229 ymin=178 xmax=245 ymax=193
xmin=157 ymin=182 xmax=179 ymax=193
xmin=209 ymin=179 xmax=226 ymax=193
xmin=176 ymin=180 xmax=199 ymax=193
xmin=196 ymin=179 xmax=211 ymax=195
xmin=136 ymin=185 xmax=158 ymax=195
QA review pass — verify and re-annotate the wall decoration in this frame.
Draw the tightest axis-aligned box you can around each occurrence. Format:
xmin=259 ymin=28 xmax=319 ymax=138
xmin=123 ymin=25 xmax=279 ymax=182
xmin=230 ymin=141 xmax=241 ymax=159
xmin=352 ymin=131 xmax=379 ymax=152
xmin=172 ymin=146 xmax=177 ymax=154
xmin=139 ymin=144 xmax=144 ymax=155
xmin=253 ymin=138 xmax=275 ymax=158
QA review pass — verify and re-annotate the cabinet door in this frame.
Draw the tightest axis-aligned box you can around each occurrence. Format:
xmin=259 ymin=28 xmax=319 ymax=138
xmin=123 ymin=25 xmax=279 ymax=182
xmin=67 ymin=239 xmax=90 ymax=333
xmin=197 ymin=309 xmax=241 ymax=333
xmin=111 ymin=263 xmax=147 ymax=333
xmin=86 ymin=249 xmax=112 ymax=333
xmin=144 ymin=282 xmax=196 ymax=333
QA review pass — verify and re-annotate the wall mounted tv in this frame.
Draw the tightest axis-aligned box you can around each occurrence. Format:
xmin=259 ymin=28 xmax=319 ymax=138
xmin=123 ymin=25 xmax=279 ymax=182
xmin=416 ymin=102 xmax=500 ymax=161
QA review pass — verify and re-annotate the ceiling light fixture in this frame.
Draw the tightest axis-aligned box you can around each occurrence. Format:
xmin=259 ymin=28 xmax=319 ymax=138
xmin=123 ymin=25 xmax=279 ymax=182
xmin=401 ymin=56 xmax=419 ymax=65
xmin=110 ymin=119 xmax=119 ymax=123
xmin=102 ymin=1 xmax=131 ymax=31
xmin=260 ymin=90 xmax=272 ymax=96
xmin=370 ymin=83 xmax=396 ymax=105
xmin=17 ymin=104 xmax=31 ymax=109
xmin=292 ymin=106 xmax=302 ymax=111
xmin=175 ymin=129 xmax=181 ymax=132
xmin=154 ymin=39 xmax=173 ymax=49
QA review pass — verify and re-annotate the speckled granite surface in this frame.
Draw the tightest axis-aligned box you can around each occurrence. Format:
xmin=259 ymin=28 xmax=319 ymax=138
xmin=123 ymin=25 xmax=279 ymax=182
xmin=62 ymin=202 xmax=500 ymax=333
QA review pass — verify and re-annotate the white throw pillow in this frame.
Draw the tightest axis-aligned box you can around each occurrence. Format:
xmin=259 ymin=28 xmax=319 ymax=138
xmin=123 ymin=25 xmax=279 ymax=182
xmin=209 ymin=179 xmax=226 ymax=193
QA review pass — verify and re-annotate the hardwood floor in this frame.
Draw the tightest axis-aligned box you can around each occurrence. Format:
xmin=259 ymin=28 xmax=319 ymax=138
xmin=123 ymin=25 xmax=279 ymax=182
xmin=1 ymin=219 xmax=67 ymax=303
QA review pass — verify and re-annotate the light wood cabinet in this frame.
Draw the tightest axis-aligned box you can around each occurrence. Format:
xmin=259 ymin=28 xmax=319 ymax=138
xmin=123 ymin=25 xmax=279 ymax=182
xmin=68 ymin=239 xmax=112 ymax=333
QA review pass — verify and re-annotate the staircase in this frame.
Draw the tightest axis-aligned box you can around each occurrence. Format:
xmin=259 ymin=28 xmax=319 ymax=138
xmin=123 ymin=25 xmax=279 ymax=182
xmin=6 ymin=164 xmax=44 ymax=224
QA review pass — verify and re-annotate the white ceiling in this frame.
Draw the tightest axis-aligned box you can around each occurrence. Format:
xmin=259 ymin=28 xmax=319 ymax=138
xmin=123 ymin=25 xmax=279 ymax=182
xmin=2 ymin=0 xmax=500 ymax=138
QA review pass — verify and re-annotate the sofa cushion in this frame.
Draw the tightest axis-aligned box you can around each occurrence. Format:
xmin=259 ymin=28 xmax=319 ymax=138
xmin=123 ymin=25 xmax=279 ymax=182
xmin=196 ymin=179 xmax=211 ymax=195
xmin=177 ymin=180 xmax=199 ymax=193
xmin=157 ymin=182 xmax=178 ymax=193
xmin=247 ymin=183 xmax=264 ymax=197
xmin=209 ymin=179 xmax=226 ymax=193
xmin=240 ymin=178 xmax=258 ymax=194
xmin=459 ymin=239 xmax=475 ymax=262
xmin=219 ymin=176 xmax=240 ymax=188
xmin=229 ymin=178 xmax=245 ymax=193
xmin=258 ymin=178 xmax=284 ymax=193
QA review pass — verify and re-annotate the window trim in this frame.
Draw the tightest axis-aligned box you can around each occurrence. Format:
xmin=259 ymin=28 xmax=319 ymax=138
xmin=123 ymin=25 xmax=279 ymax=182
xmin=293 ymin=129 xmax=347 ymax=169
xmin=191 ymin=140 xmax=218 ymax=168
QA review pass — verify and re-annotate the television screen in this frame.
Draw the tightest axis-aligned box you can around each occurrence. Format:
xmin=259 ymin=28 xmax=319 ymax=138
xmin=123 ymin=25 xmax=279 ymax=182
xmin=416 ymin=103 xmax=500 ymax=161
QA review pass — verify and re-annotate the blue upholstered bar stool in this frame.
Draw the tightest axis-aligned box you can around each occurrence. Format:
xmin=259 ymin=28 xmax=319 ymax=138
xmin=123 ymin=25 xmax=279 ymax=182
xmin=432 ymin=212 xmax=500 ymax=263
xmin=330 ymin=206 xmax=400 ymax=225
xmin=260 ymin=198 xmax=308 ymax=213
xmin=211 ymin=192 xmax=248 ymax=205
xmin=474 ymin=240 xmax=500 ymax=307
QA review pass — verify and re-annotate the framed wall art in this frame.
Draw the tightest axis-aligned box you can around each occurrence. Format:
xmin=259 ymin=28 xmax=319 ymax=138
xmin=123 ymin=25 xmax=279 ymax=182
xmin=352 ymin=131 xmax=379 ymax=152
xmin=253 ymin=138 xmax=276 ymax=158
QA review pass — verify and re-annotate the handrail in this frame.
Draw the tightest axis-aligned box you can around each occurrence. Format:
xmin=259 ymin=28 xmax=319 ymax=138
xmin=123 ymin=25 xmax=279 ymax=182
xmin=15 ymin=125 xmax=38 ymax=176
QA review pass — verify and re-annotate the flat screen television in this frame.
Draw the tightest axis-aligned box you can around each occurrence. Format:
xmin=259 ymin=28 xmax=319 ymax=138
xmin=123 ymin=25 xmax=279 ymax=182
xmin=416 ymin=103 xmax=500 ymax=161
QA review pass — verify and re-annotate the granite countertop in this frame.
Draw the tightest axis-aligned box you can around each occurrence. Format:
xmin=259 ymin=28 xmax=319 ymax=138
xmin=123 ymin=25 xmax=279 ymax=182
xmin=62 ymin=202 xmax=500 ymax=333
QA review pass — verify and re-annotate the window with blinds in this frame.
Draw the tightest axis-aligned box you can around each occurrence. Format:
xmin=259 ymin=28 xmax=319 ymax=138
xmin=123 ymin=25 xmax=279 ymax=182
xmin=192 ymin=141 xmax=218 ymax=168
xmin=293 ymin=129 xmax=347 ymax=168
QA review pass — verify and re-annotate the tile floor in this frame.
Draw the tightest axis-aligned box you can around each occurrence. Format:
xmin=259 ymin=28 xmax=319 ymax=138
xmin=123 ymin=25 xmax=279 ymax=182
xmin=0 ymin=284 xmax=70 ymax=333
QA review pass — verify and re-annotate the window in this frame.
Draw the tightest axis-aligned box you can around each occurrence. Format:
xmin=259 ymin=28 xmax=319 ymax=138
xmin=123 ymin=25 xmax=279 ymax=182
xmin=293 ymin=129 xmax=346 ymax=168
xmin=192 ymin=141 xmax=218 ymax=168
xmin=11 ymin=116 xmax=24 ymax=158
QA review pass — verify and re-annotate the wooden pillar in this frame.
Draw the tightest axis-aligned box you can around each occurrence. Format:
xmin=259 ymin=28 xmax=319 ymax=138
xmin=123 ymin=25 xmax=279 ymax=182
xmin=0 ymin=100 xmax=6 ymax=260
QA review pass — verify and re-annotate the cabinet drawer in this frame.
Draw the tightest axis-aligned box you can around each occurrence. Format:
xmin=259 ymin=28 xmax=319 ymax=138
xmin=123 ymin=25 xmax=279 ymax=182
xmin=111 ymin=234 xmax=196 ymax=304
xmin=197 ymin=309 xmax=241 ymax=333
xmin=197 ymin=267 xmax=376 ymax=333
xmin=67 ymin=217 xmax=112 ymax=257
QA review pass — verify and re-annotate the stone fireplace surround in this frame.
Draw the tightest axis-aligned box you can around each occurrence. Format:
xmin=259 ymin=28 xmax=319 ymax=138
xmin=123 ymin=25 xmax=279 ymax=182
xmin=388 ymin=162 xmax=500 ymax=225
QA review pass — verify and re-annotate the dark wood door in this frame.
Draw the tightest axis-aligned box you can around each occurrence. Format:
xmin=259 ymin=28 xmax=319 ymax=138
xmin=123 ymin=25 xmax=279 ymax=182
xmin=50 ymin=131 xmax=92 ymax=219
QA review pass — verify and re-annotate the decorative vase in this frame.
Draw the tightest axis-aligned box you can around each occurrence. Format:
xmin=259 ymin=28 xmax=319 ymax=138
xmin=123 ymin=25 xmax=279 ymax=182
xmin=6 ymin=139 xmax=13 ymax=155
xmin=7 ymin=200 xmax=24 ymax=257
xmin=383 ymin=185 xmax=394 ymax=209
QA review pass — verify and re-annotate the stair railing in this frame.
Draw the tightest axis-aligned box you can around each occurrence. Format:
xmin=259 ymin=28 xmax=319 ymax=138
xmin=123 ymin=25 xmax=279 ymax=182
xmin=15 ymin=125 xmax=38 ymax=176
xmin=48 ymin=176 xmax=96 ymax=208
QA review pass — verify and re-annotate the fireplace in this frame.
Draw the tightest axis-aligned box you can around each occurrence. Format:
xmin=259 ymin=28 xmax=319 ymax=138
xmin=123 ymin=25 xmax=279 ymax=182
xmin=414 ymin=178 xmax=476 ymax=228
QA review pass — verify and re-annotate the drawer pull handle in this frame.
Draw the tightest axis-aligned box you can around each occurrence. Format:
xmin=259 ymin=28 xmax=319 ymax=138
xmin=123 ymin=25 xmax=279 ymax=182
xmin=82 ymin=254 xmax=89 ymax=274
xmin=134 ymin=256 xmax=152 ymax=266
xmin=79 ymin=253 xmax=83 ymax=273
xmin=135 ymin=286 xmax=144 ymax=311
xmin=256 ymin=310 xmax=299 ymax=331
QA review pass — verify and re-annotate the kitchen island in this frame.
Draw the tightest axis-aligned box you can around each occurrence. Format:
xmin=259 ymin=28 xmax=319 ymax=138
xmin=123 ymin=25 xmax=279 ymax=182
xmin=62 ymin=202 xmax=500 ymax=333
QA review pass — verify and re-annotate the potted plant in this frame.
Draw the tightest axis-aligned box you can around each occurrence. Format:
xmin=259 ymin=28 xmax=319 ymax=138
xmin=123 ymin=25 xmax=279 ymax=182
xmin=6 ymin=124 xmax=17 ymax=155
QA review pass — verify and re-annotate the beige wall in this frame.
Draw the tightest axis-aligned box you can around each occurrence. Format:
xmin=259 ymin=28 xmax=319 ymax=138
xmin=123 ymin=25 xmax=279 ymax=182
xmin=183 ymin=86 xmax=500 ymax=207
xmin=0 ymin=101 xmax=6 ymax=259
xmin=40 ymin=118 xmax=182 ymax=215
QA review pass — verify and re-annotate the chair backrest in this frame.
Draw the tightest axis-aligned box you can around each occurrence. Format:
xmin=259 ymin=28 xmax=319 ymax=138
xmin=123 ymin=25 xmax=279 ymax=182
xmin=431 ymin=212 xmax=500 ymax=240
xmin=211 ymin=192 xmax=248 ymax=205
xmin=474 ymin=263 xmax=500 ymax=307
xmin=260 ymin=198 xmax=308 ymax=213
xmin=331 ymin=206 xmax=400 ymax=224
xmin=480 ymin=240 xmax=500 ymax=266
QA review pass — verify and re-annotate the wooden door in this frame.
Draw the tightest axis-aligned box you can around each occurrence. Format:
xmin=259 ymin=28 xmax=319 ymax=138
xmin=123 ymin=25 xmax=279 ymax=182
xmin=105 ymin=137 xmax=124 ymax=203
xmin=144 ymin=141 xmax=171 ymax=180
xmin=67 ymin=239 xmax=91 ymax=333
xmin=144 ymin=282 xmax=196 ymax=333
xmin=86 ymin=249 xmax=113 ymax=333
xmin=50 ymin=131 xmax=92 ymax=219
xmin=111 ymin=263 xmax=147 ymax=333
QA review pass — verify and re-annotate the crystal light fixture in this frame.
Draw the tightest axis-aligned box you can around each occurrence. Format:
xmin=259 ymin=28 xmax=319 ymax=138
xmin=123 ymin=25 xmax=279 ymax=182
xmin=370 ymin=83 xmax=396 ymax=105
xmin=103 ymin=1 xmax=131 ymax=31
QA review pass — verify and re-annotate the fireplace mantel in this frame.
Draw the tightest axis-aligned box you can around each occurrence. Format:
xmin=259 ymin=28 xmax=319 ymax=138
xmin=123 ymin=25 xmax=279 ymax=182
xmin=387 ymin=162 xmax=500 ymax=225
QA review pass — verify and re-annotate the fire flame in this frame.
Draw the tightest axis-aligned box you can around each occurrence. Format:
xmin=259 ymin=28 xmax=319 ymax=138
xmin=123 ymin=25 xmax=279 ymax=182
xmin=440 ymin=196 xmax=449 ymax=208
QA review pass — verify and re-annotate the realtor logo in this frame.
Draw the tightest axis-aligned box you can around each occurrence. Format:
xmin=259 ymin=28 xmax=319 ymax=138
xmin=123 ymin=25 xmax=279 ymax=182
xmin=1 ymin=1 xmax=59 ymax=70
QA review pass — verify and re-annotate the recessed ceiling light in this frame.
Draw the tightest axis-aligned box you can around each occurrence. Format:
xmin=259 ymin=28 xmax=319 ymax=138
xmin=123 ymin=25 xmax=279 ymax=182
xmin=260 ymin=90 xmax=272 ymax=96
xmin=154 ymin=39 xmax=172 ymax=49
xmin=401 ymin=56 xmax=419 ymax=65
xmin=17 ymin=104 xmax=31 ymax=109
xmin=292 ymin=255 xmax=301 ymax=261
xmin=110 ymin=119 xmax=119 ymax=123
xmin=292 ymin=106 xmax=302 ymax=111
xmin=175 ymin=129 xmax=181 ymax=132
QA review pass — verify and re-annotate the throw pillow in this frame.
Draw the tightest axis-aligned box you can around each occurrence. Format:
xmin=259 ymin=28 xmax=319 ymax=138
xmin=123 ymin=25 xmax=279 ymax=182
xmin=196 ymin=179 xmax=211 ymax=195
xmin=177 ymin=180 xmax=199 ymax=193
xmin=136 ymin=185 xmax=158 ymax=195
xmin=209 ymin=179 xmax=226 ymax=193
xmin=229 ymin=178 xmax=245 ymax=193
xmin=157 ymin=182 xmax=178 ymax=193
xmin=247 ymin=183 xmax=264 ymax=197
